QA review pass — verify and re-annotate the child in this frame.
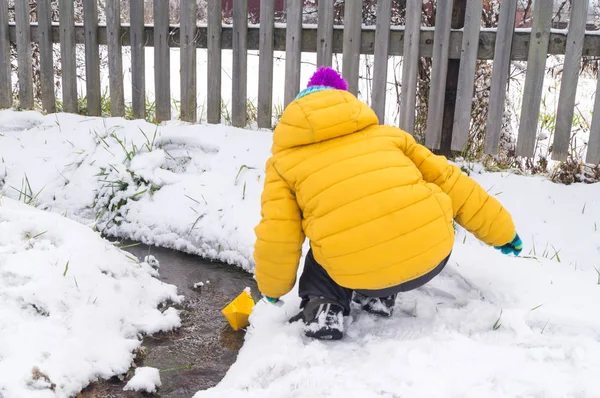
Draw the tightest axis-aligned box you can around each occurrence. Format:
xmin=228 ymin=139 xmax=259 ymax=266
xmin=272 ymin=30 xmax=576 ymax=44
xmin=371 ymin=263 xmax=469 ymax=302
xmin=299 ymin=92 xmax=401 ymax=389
xmin=253 ymin=67 xmax=522 ymax=340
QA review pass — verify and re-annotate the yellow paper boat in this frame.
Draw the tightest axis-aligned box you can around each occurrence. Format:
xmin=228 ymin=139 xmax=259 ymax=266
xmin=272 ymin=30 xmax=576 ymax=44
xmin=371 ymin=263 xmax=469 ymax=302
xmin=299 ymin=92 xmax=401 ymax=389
xmin=222 ymin=288 xmax=255 ymax=331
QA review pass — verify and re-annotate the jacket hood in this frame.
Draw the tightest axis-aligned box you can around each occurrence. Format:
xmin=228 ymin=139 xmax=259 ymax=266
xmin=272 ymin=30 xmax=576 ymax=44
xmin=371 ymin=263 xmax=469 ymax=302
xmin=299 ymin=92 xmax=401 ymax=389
xmin=272 ymin=90 xmax=379 ymax=153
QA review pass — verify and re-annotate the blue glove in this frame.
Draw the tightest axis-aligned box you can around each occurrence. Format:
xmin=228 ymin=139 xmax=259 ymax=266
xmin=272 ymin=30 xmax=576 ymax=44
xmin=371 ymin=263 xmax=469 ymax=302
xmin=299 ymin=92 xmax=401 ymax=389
xmin=264 ymin=296 xmax=279 ymax=304
xmin=495 ymin=233 xmax=523 ymax=256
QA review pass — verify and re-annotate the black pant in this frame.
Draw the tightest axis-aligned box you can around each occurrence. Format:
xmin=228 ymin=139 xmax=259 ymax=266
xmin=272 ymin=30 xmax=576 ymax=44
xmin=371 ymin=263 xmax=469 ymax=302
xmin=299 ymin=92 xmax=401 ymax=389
xmin=298 ymin=249 xmax=451 ymax=315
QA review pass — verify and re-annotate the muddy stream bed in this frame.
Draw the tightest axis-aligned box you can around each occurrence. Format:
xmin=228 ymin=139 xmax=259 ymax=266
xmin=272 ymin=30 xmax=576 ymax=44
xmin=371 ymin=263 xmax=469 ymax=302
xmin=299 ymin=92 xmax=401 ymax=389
xmin=79 ymin=241 xmax=258 ymax=398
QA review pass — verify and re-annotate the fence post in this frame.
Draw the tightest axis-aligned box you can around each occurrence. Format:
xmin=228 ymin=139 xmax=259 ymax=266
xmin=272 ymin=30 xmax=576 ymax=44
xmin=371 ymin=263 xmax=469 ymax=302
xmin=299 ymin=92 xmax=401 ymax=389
xmin=284 ymin=0 xmax=302 ymax=108
xmin=38 ymin=0 xmax=57 ymax=114
xmin=342 ymin=0 xmax=362 ymax=95
xmin=154 ymin=0 xmax=171 ymax=122
xmin=258 ymin=0 xmax=275 ymax=128
xmin=316 ymin=0 xmax=334 ymax=67
xmin=207 ymin=0 xmax=222 ymax=124
xmin=84 ymin=0 xmax=101 ymax=116
xmin=232 ymin=0 xmax=248 ymax=127
xmin=552 ymin=0 xmax=588 ymax=161
xmin=438 ymin=0 xmax=467 ymax=155
xmin=59 ymin=0 xmax=78 ymax=113
xmin=399 ymin=0 xmax=422 ymax=134
xmin=0 ymin=0 xmax=10 ymax=109
xmin=15 ymin=0 xmax=34 ymax=110
xmin=180 ymin=0 xmax=198 ymax=123
xmin=106 ymin=0 xmax=125 ymax=117
xmin=516 ymin=0 xmax=553 ymax=157
xmin=425 ymin=0 xmax=453 ymax=149
xmin=371 ymin=0 xmax=391 ymax=124
xmin=130 ymin=0 xmax=146 ymax=120
xmin=484 ymin=0 xmax=518 ymax=154
xmin=451 ymin=0 xmax=482 ymax=152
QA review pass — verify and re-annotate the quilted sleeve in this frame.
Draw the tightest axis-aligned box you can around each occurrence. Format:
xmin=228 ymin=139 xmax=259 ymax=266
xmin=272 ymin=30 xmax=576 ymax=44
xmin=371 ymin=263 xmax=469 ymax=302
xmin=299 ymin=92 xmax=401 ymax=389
xmin=397 ymin=131 xmax=516 ymax=247
xmin=253 ymin=159 xmax=305 ymax=298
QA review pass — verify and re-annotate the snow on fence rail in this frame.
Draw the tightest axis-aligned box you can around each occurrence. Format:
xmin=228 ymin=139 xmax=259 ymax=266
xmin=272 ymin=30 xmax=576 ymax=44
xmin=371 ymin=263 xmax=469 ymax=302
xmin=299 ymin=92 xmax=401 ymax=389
xmin=1 ymin=0 xmax=600 ymax=164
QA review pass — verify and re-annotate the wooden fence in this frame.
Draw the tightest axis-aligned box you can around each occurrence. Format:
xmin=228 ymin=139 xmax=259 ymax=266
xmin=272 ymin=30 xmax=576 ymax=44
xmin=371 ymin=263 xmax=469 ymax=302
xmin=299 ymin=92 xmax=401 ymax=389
xmin=1 ymin=0 xmax=599 ymax=164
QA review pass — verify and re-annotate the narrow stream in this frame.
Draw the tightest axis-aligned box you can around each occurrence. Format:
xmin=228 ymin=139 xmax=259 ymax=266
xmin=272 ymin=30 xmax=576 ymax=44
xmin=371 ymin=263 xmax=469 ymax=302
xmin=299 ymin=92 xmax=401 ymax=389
xmin=80 ymin=240 xmax=258 ymax=398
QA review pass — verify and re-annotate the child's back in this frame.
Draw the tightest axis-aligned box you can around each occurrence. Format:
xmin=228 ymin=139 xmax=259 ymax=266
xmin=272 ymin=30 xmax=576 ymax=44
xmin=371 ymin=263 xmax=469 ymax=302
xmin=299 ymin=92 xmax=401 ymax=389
xmin=254 ymin=67 xmax=521 ymax=340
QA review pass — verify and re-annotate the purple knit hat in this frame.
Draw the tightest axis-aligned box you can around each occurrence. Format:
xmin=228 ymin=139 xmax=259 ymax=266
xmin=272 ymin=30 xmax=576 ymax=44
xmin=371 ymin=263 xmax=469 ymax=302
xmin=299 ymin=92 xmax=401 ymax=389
xmin=307 ymin=67 xmax=348 ymax=90
xmin=296 ymin=67 xmax=348 ymax=100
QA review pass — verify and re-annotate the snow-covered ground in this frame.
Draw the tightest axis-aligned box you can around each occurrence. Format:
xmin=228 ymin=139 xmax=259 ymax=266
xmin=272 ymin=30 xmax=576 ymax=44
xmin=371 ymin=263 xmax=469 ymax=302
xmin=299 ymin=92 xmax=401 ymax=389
xmin=0 ymin=196 xmax=181 ymax=398
xmin=2 ymin=110 xmax=600 ymax=397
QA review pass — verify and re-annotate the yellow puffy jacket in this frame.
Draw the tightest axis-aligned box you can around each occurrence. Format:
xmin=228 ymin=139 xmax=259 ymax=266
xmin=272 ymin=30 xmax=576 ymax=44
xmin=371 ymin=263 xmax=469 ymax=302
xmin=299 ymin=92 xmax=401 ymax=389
xmin=254 ymin=89 xmax=516 ymax=298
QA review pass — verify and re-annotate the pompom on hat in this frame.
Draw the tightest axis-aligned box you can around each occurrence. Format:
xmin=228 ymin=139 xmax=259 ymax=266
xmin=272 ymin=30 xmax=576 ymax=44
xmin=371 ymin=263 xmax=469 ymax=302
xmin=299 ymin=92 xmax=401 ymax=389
xmin=295 ymin=67 xmax=348 ymax=100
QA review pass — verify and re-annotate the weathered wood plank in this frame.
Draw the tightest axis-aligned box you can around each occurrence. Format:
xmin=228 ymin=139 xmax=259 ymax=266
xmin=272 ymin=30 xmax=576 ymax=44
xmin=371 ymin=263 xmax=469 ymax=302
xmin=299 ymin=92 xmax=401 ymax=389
xmin=15 ymin=0 xmax=33 ymax=109
xmin=552 ymin=0 xmax=588 ymax=161
xmin=284 ymin=0 xmax=302 ymax=108
xmin=83 ymin=0 xmax=100 ymax=116
xmin=180 ymin=0 xmax=198 ymax=123
xmin=425 ymin=0 xmax=453 ymax=149
xmin=38 ymin=0 xmax=56 ymax=113
xmin=8 ymin=24 xmax=600 ymax=61
xmin=483 ymin=0 xmax=518 ymax=154
xmin=516 ymin=0 xmax=553 ymax=157
xmin=154 ymin=0 xmax=171 ymax=122
xmin=451 ymin=0 xmax=482 ymax=151
xmin=316 ymin=0 xmax=334 ymax=67
xmin=371 ymin=0 xmax=391 ymax=124
xmin=588 ymin=76 xmax=600 ymax=164
xmin=59 ymin=0 xmax=78 ymax=113
xmin=207 ymin=0 xmax=222 ymax=124
xmin=342 ymin=0 xmax=362 ymax=95
xmin=399 ymin=0 xmax=421 ymax=134
xmin=130 ymin=0 xmax=145 ymax=120
xmin=106 ymin=0 xmax=124 ymax=116
xmin=232 ymin=0 xmax=248 ymax=127
xmin=257 ymin=0 xmax=275 ymax=128
xmin=0 ymin=0 xmax=10 ymax=109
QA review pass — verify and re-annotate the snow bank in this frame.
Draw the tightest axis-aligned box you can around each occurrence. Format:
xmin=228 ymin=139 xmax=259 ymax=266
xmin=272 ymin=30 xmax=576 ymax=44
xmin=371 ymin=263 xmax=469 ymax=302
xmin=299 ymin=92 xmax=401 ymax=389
xmin=0 ymin=110 xmax=271 ymax=272
xmin=0 ymin=197 xmax=182 ymax=398
xmin=193 ymin=175 xmax=600 ymax=398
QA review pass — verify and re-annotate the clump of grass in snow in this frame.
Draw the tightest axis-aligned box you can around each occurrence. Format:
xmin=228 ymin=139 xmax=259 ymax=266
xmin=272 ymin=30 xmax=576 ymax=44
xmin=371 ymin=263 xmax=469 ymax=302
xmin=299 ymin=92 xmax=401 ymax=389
xmin=235 ymin=164 xmax=256 ymax=185
xmin=492 ymin=309 xmax=503 ymax=331
xmin=221 ymin=100 xmax=231 ymax=124
xmin=90 ymin=129 xmax=163 ymax=232
xmin=188 ymin=213 xmax=205 ymax=235
xmin=524 ymin=238 xmax=562 ymax=263
xmin=10 ymin=174 xmax=45 ymax=207
xmin=138 ymin=126 xmax=159 ymax=153
xmin=185 ymin=194 xmax=207 ymax=206
xmin=110 ymin=133 xmax=138 ymax=162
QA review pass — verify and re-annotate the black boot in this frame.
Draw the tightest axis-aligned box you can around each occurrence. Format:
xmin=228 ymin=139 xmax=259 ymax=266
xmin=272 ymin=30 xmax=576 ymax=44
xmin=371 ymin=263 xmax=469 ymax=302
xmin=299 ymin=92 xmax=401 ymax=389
xmin=289 ymin=297 xmax=345 ymax=340
xmin=352 ymin=292 xmax=397 ymax=317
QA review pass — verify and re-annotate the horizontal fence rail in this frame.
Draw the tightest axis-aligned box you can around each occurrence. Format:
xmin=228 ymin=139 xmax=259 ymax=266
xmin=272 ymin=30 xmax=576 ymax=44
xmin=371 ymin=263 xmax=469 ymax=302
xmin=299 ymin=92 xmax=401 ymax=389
xmin=1 ymin=0 xmax=599 ymax=165
xmin=7 ymin=23 xmax=600 ymax=60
